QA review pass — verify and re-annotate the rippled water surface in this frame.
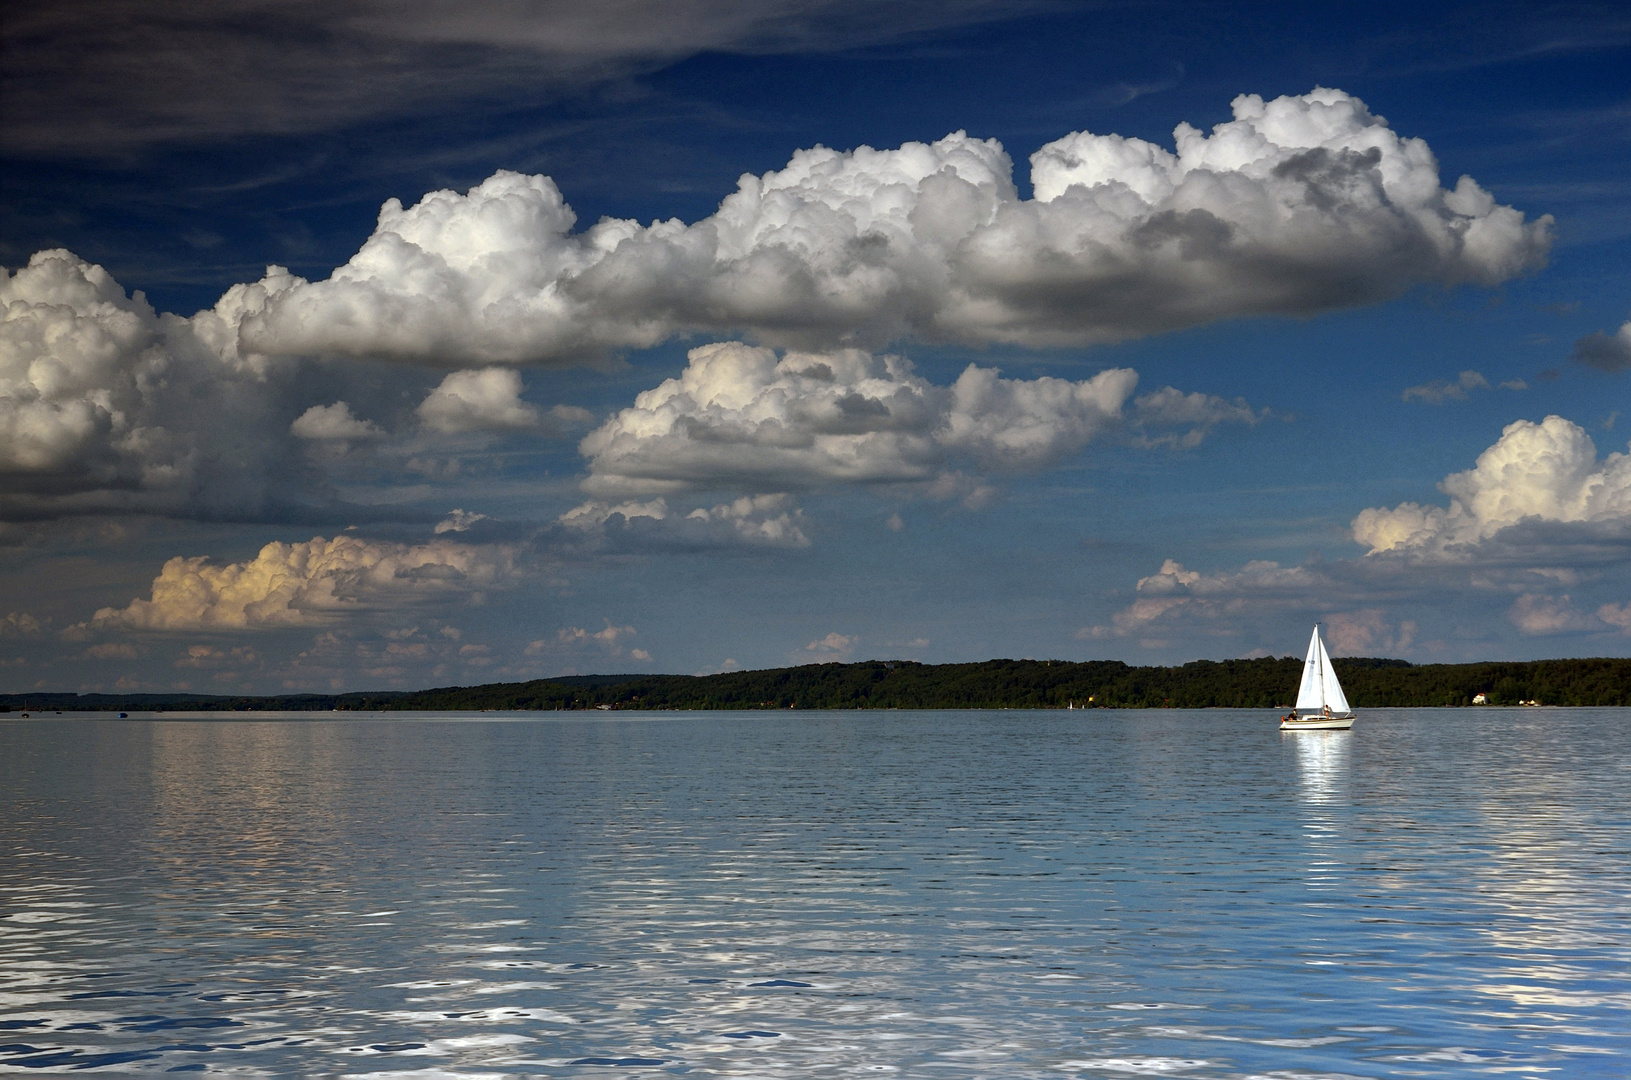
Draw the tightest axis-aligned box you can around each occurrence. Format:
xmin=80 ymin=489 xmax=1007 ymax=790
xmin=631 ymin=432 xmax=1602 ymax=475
xmin=2 ymin=708 xmax=1629 ymax=1078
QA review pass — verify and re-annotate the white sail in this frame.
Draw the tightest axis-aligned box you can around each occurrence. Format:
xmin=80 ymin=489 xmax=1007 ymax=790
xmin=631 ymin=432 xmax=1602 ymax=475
xmin=1296 ymin=626 xmax=1325 ymax=711
xmin=1317 ymin=633 xmax=1351 ymax=714
xmin=1295 ymin=625 xmax=1350 ymax=715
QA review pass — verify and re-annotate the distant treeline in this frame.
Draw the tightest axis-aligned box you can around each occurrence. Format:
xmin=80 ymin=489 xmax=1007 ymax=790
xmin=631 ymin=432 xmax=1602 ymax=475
xmin=4 ymin=656 xmax=1628 ymax=712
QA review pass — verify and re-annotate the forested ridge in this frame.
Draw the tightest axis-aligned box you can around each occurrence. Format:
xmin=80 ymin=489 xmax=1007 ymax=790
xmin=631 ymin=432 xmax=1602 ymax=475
xmin=4 ymin=656 xmax=1627 ymax=712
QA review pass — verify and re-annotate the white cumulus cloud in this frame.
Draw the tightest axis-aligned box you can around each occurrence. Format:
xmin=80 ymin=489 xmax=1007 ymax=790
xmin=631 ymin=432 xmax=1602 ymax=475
xmin=417 ymin=367 xmax=594 ymax=434
xmin=81 ymin=534 xmax=518 ymax=632
xmin=291 ymin=401 xmax=385 ymax=440
xmin=576 ymin=341 xmax=1180 ymax=497
xmin=235 ymin=88 xmax=1550 ymax=366
xmin=0 ymin=251 xmax=294 ymax=511
xmin=418 ymin=367 xmax=541 ymax=433
xmin=0 ymin=249 xmax=408 ymax=520
xmin=1352 ymin=415 xmax=1631 ymax=557
xmin=804 ymin=631 xmax=855 ymax=658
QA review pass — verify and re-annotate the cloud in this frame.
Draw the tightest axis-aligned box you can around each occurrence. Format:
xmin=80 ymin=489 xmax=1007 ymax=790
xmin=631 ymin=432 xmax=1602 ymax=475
xmin=81 ymin=534 xmax=518 ymax=632
xmin=525 ymin=621 xmax=656 ymax=663
xmin=0 ymin=249 xmax=364 ymax=520
xmin=1402 ymin=369 xmax=1490 ymax=403
xmin=1508 ymin=593 xmax=1600 ymax=635
xmin=5 ymin=1 xmax=1036 ymax=156
xmin=804 ymin=632 xmax=855 ymax=658
xmin=291 ymin=401 xmax=385 ymax=440
xmin=559 ymin=492 xmax=809 ymax=547
xmin=84 ymin=641 xmax=140 ymax=659
xmin=1599 ymin=602 xmax=1631 ymax=633
xmin=0 ymin=251 xmax=604 ymax=522
xmin=1324 ymin=609 xmax=1416 ymax=655
xmin=417 ymin=368 xmax=593 ymax=435
xmin=1084 ymin=415 xmax=1631 ymax=656
xmin=236 ymin=89 xmax=1550 ymax=366
xmin=418 ymin=368 xmax=544 ymax=433
xmin=1104 ymin=558 xmax=1326 ymax=636
xmin=1130 ymin=386 xmax=1267 ymax=447
xmin=558 ymin=622 xmax=635 ymax=647
xmin=575 ymin=341 xmax=1226 ymax=497
xmin=0 ymin=251 xmax=256 ymax=502
xmin=529 ymin=621 xmax=637 ymax=656
xmin=434 ymin=508 xmax=491 ymax=534
xmin=1572 ymin=321 xmax=1631 ymax=372
xmin=0 ymin=612 xmax=43 ymax=637
xmin=1085 ymin=557 xmax=1424 ymax=653
xmin=176 ymin=644 xmax=259 ymax=669
xmin=1352 ymin=415 xmax=1631 ymax=558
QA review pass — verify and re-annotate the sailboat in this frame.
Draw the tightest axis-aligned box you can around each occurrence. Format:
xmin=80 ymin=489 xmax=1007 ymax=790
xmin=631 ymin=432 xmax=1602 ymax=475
xmin=1280 ymin=625 xmax=1355 ymax=731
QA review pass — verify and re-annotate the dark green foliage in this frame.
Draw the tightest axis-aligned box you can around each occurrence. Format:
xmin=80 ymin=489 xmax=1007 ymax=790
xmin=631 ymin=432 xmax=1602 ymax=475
xmin=5 ymin=656 xmax=1627 ymax=712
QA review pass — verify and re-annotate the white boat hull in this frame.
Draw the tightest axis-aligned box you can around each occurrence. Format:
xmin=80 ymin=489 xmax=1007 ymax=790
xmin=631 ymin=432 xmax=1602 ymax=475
xmin=1280 ymin=714 xmax=1354 ymax=731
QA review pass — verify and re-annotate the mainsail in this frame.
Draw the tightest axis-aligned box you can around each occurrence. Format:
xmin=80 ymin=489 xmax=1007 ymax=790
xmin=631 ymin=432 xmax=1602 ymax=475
xmin=1295 ymin=625 xmax=1351 ymax=715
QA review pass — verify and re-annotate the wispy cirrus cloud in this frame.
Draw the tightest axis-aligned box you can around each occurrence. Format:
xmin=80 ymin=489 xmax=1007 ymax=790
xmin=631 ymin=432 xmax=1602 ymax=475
xmin=3 ymin=0 xmax=1044 ymax=157
xmin=1402 ymin=369 xmax=1490 ymax=403
xmin=559 ymin=493 xmax=810 ymax=548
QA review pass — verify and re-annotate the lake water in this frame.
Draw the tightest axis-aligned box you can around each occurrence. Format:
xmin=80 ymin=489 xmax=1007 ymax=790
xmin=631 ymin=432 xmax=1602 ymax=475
xmin=2 ymin=708 xmax=1628 ymax=1078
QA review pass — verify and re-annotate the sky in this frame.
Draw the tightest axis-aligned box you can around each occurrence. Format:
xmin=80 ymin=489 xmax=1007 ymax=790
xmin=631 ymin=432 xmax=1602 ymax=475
xmin=2 ymin=0 xmax=1629 ymax=694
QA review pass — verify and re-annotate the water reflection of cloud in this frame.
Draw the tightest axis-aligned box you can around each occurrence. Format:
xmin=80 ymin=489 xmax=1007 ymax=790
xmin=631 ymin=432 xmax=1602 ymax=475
xmin=5 ymin=712 xmax=1628 ymax=1076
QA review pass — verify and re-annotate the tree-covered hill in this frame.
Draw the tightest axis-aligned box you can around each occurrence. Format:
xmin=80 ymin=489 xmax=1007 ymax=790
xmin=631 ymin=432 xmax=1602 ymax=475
xmin=5 ymin=656 xmax=1626 ymax=712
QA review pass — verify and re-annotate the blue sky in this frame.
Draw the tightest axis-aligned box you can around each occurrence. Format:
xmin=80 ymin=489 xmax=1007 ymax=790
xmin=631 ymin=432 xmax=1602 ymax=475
xmin=2 ymin=1 xmax=1629 ymax=693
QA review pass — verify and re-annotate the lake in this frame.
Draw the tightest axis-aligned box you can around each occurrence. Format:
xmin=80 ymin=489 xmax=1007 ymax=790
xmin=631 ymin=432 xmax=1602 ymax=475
xmin=2 ymin=708 xmax=1628 ymax=1077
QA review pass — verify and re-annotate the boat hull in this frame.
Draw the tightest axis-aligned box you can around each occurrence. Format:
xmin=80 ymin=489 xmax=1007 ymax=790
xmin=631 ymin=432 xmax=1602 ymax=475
xmin=1280 ymin=714 xmax=1355 ymax=731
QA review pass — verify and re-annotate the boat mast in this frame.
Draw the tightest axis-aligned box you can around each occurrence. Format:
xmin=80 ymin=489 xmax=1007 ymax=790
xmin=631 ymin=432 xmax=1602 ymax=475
xmin=1315 ymin=622 xmax=1323 ymax=713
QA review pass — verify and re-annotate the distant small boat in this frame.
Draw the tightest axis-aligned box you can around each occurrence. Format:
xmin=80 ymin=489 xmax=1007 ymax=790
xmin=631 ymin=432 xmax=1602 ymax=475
xmin=1281 ymin=625 xmax=1354 ymax=731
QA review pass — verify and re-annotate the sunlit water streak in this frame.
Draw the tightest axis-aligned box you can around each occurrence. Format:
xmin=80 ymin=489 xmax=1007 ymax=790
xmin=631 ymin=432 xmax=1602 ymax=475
xmin=1 ymin=708 xmax=1627 ymax=1077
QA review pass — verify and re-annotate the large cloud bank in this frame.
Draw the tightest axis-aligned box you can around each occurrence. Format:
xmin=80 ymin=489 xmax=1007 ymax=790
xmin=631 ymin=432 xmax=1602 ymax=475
xmin=0 ymin=250 xmax=590 ymax=521
xmin=237 ymin=88 xmax=1551 ymax=366
xmin=83 ymin=534 xmax=517 ymax=632
xmin=1352 ymin=416 xmax=1631 ymax=558
xmin=0 ymin=250 xmax=315 ymax=517
xmin=576 ymin=341 xmax=1254 ymax=496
